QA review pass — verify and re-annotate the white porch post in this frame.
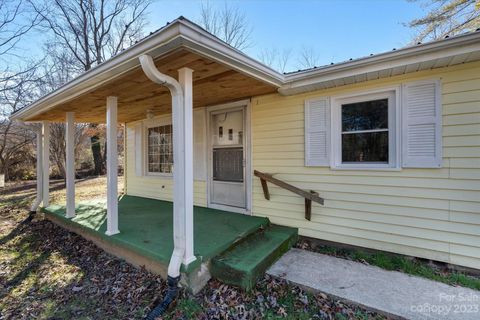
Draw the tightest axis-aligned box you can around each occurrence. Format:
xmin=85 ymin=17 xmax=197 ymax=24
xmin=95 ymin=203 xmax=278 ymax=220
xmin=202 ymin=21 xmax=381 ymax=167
xmin=105 ymin=96 xmax=119 ymax=235
xmin=29 ymin=127 xmax=43 ymax=212
xmin=42 ymin=121 xmax=50 ymax=207
xmin=178 ymin=67 xmax=195 ymax=265
xmin=65 ymin=112 xmax=76 ymax=218
xmin=138 ymin=55 xmax=197 ymax=277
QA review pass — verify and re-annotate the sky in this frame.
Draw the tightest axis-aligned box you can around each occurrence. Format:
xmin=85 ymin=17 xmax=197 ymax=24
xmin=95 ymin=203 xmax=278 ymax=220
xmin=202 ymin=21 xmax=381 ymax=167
xmin=145 ymin=0 xmax=427 ymax=72
xmin=14 ymin=0 xmax=429 ymax=73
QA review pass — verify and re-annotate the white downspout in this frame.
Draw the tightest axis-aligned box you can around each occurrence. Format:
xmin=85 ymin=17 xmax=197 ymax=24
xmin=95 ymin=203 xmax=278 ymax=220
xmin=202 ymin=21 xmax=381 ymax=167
xmin=139 ymin=54 xmax=189 ymax=278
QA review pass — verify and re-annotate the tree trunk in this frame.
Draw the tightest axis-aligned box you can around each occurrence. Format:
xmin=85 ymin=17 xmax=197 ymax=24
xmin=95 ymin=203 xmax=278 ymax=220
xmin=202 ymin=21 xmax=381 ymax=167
xmin=103 ymin=141 xmax=107 ymax=173
xmin=91 ymin=134 xmax=103 ymax=176
xmin=55 ymin=157 xmax=66 ymax=181
xmin=0 ymin=159 xmax=8 ymax=182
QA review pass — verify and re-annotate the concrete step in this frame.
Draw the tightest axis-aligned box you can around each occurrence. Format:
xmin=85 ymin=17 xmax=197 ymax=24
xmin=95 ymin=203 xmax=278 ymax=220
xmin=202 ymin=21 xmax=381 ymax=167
xmin=210 ymin=224 xmax=298 ymax=290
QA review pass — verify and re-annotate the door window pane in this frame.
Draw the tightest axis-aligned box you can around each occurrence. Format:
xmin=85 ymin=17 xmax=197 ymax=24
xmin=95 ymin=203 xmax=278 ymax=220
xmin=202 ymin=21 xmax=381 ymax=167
xmin=212 ymin=110 xmax=243 ymax=146
xmin=213 ymin=147 xmax=243 ymax=182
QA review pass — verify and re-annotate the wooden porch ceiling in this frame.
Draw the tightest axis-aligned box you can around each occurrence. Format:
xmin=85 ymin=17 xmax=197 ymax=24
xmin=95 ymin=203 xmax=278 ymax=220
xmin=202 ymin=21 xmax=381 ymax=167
xmin=29 ymin=49 xmax=278 ymax=123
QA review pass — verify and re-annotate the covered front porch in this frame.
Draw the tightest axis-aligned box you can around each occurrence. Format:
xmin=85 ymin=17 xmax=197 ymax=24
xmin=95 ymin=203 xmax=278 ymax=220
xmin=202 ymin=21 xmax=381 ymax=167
xmin=42 ymin=195 xmax=297 ymax=292
xmin=12 ymin=17 xmax=292 ymax=292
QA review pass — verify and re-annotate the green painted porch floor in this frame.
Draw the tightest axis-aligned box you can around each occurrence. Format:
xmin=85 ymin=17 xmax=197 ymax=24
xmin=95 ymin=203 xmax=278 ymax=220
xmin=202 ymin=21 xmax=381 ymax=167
xmin=43 ymin=195 xmax=270 ymax=272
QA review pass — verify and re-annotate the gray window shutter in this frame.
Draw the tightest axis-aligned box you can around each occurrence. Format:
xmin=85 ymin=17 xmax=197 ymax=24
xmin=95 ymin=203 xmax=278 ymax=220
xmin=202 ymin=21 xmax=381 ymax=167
xmin=402 ymin=80 xmax=442 ymax=168
xmin=134 ymin=123 xmax=144 ymax=176
xmin=305 ymin=97 xmax=330 ymax=166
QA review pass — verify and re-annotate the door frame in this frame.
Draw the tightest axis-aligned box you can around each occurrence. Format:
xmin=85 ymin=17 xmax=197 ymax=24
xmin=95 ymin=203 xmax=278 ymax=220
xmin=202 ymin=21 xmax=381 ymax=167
xmin=206 ymin=99 xmax=252 ymax=215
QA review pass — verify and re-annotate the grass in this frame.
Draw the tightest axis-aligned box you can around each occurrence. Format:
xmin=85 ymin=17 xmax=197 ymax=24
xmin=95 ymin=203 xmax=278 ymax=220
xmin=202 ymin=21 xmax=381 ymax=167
xmin=308 ymin=242 xmax=480 ymax=291
xmin=0 ymin=176 xmax=159 ymax=320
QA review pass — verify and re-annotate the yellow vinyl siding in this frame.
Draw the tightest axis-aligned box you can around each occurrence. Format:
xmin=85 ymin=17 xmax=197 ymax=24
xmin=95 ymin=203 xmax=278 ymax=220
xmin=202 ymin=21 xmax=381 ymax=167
xmin=251 ymin=61 xmax=480 ymax=269
xmin=124 ymin=123 xmax=207 ymax=207
xmin=123 ymin=60 xmax=480 ymax=269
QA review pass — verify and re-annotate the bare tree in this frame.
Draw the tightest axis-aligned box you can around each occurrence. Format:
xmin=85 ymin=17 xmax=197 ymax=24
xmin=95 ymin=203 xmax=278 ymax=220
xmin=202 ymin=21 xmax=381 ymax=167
xmin=297 ymin=46 xmax=321 ymax=70
xmin=0 ymin=69 xmax=39 ymax=181
xmin=0 ymin=0 xmax=41 ymax=93
xmin=258 ymin=47 xmax=292 ymax=73
xmin=0 ymin=0 xmax=43 ymax=181
xmin=30 ymin=0 xmax=152 ymax=72
xmin=408 ymin=0 xmax=480 ymax=42
xmin=259 ymin=46 xmax=322 ymax=72
xmin=49 ymin=122 xmax=89 ymax=180
xmin=199 ymin=1 xmax=253 ymax=50
xmin=30 ymin=0 xmax=152 ymax=175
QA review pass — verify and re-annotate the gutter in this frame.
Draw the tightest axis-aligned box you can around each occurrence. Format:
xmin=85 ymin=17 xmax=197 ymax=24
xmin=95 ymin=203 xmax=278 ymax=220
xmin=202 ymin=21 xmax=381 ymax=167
xmin=10 ymin=17 xmax=284 ymax=122
xmin=10 ymin=25 xmax=183 ymax=121
xmin=279 ymin=30 xmax=480 ymax=95
xmin=10 ymin=18 xmax=480 ymax=122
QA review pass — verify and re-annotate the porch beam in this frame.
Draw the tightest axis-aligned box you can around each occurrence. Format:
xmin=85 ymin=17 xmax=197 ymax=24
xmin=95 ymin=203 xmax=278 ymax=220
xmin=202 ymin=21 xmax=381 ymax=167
xmin=178 ymin=67 xmax=195 ymax=265
xmin=65 ymin=112 xmax=76 ymax=218
xmin=105 ymin=96 xmax=119 ymax=236
xmin=42 ymin=121 xmax=50 ymax=207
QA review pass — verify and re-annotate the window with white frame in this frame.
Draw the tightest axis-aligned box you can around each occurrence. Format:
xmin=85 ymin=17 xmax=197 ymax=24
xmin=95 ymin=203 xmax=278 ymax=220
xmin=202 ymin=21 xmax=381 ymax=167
xmin=147 ymin=124 xmax=173 ymax=174
xmin=305 ymin=80 xmax=441 ymax=170
xmin=332 ymin=90 xmax=398 ymax=168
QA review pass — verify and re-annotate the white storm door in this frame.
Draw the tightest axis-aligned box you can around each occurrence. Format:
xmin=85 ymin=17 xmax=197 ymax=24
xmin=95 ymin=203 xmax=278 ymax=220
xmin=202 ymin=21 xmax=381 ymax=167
xmin=209 ymin=106 xmax=246 ymax=209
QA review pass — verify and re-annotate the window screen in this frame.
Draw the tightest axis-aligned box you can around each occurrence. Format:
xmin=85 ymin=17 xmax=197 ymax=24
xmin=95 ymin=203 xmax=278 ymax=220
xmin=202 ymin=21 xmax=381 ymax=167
xmin=213 ymin=147 xmax=243 ymax=182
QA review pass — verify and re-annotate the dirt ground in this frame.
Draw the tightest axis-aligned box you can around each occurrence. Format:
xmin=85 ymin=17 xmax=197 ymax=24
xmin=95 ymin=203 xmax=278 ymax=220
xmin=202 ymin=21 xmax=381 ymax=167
xmin=0 ymin=177 xmax=385 ymax=319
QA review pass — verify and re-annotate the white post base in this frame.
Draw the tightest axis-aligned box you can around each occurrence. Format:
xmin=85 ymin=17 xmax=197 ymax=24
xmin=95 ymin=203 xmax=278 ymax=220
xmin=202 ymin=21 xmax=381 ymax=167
xmin=105 ymin=230 xmax=120 ymax=236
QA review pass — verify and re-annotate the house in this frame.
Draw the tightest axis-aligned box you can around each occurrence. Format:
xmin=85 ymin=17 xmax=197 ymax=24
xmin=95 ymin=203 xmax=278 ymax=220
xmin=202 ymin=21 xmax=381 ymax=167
xmin=11 ymin=17 xmax=480 ymax=293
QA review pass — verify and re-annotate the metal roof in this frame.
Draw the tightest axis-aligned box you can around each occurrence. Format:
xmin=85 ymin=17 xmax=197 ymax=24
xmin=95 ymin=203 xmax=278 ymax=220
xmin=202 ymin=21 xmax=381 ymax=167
xmin=284 ymin=29 xmax=480 ymax=75
xmin=10 ymin=16 xmax=480 ymax=121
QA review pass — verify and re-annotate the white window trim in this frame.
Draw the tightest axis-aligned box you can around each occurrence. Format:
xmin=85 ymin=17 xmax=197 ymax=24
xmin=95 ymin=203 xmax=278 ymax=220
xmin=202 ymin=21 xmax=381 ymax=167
xmin=330 ymin=86 xmax=401 ymax=170
xmin=144 ymin=115 xmax=174 ymax=177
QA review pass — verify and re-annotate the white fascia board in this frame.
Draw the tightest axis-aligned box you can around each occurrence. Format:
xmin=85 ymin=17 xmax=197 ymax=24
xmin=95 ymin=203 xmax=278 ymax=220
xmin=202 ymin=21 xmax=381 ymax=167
xmin=11 ymin=24 xmax=184 ymax=121
xmin=279 ymin=32 xmax=480 ymax=95
xmin=11 ymin=16 xmax=480 ymax=120
xmin=177 ymin=21 xmax=284 ymax=86
xmin=11 ymin=18 xmax=284 ymax=122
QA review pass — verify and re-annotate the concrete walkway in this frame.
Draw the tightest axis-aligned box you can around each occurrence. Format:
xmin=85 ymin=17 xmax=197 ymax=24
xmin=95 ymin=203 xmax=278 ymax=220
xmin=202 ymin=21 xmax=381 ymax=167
xmin=267 ymin=248 xmax=480 ymax=320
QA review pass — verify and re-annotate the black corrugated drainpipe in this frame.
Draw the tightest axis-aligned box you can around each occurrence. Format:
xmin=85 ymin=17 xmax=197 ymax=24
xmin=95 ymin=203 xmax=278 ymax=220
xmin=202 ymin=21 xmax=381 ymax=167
xmin=145 ymin=275 xmax=180 ymax=320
